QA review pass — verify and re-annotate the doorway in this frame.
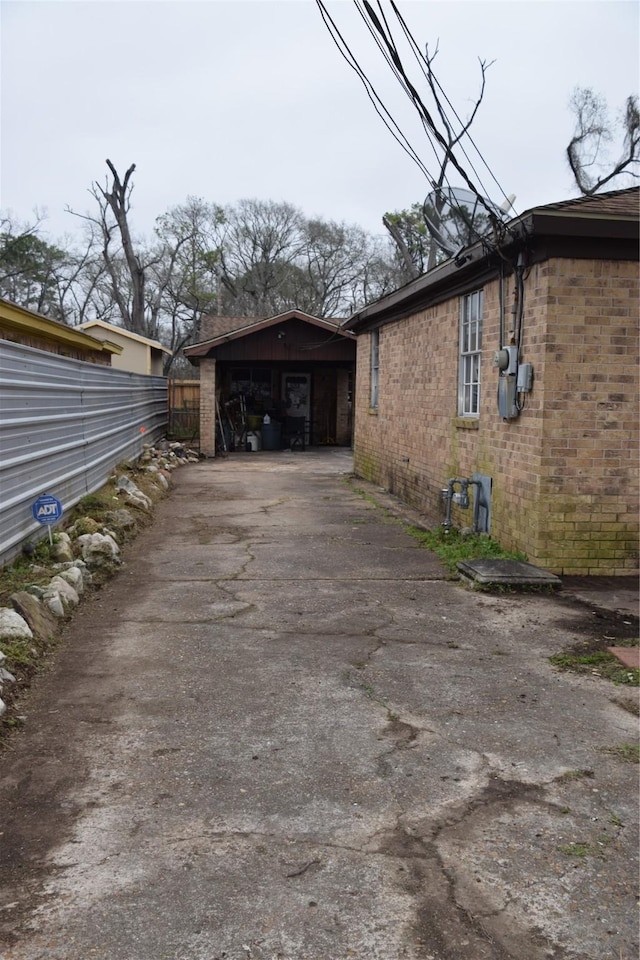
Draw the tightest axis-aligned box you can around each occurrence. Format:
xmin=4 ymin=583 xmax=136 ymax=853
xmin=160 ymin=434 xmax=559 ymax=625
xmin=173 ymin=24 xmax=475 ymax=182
xmin=282 ymin=372 xmax=311 ymax=443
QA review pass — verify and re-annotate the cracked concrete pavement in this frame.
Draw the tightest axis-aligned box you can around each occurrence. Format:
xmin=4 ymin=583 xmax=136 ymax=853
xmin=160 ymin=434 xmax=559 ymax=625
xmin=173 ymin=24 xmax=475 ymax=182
xmin=1 ymin=448 xmax=638 ymax=960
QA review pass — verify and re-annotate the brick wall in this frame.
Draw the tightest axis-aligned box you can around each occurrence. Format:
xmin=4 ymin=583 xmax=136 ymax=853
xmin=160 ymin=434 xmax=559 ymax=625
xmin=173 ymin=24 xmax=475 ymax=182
xmin=199 ymin=358 xmax=217 ymax=457
xmin=353 ymin=257 xmax=638 ymax=575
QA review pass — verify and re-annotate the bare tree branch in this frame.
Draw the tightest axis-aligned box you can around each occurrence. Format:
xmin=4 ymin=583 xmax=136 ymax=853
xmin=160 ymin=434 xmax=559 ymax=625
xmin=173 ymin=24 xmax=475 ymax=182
xmin=567 ymin=88 xmax=640 ymax=195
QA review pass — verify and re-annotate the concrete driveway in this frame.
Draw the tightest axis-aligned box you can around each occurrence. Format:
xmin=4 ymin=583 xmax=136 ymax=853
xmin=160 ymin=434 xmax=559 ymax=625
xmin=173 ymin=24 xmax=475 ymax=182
xmin=1 ymin=449 xmax=638 ymax=960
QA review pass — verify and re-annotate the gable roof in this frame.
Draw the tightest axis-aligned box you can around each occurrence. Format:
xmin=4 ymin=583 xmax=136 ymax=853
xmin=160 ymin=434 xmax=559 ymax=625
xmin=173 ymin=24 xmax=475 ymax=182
xmin=346 ymin=187 xmax=640 ymax=332
xmin=0 ymin=298 xmax=122 ymax=355
xmin=184 ymin=309 xmax=355 ymax=358
xmin=79 ymin=319 xmax=172 ymax=354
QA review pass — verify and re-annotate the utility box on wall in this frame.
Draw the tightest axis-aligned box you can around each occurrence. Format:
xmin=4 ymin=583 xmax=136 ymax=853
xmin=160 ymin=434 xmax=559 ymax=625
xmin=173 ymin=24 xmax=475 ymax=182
xmin=472 ymin=473 xmax=492 ymax=533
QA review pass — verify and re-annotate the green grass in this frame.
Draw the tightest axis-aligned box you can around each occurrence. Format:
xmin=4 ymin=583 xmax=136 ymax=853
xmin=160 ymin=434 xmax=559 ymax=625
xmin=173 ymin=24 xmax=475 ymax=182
xmin=405 ymin=525 xmax=527 ymax=573
xmin=556 ymin=768 xmax=595 ymax=782
xmin=347 ymin=479 xmax=528 ymax=572
xmin=558 ymin=842 xmax=592 ymax=858
xmin=550 ymin=651 xmax=639 ymax=686
xmin=603 ymin=742 xmax=640 ymax=764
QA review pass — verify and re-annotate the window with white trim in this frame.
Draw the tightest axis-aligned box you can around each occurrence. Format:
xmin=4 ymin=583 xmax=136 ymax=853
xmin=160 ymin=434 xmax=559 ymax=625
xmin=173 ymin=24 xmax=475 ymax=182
xmin=458 ymin=290 xmax=483 ymax=416
xmin=370 ymin=328 xmax=379 ymax=409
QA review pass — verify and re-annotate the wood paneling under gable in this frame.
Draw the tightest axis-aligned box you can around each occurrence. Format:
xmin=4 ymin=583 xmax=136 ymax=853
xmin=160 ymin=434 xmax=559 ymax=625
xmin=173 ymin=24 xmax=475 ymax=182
xmin=211 ymin=318 xmax=354 ymax=363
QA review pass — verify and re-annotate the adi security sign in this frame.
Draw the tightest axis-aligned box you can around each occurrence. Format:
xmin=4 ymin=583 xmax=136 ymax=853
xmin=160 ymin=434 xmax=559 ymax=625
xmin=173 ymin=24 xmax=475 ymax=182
xmin=32 ymin=494 xmax=63 ymax=525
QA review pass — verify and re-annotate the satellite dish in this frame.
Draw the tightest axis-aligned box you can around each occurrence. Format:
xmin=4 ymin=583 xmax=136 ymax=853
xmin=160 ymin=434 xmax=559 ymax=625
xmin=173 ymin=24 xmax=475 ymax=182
xmin=423 ymin=186 xmax=508 ymax=258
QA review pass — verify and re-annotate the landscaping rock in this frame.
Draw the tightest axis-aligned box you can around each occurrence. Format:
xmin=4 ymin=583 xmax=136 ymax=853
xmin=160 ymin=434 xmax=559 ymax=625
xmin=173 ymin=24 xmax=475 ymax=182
xmin=44 ymin=594 xmax=66 ymax=618
xmin=46 ymin=577 xmax=80 ymax=609
xmin=70 ymin=516 xmax=101 ymax=537
xmin=24 ymin=585 xmax=45 ymax=599
xmin=0 ymin=608 xmax=33 ymax=641
xmin=115 ymin=475 xmax=152 ymax=510
xmin=76 ymin=532 xmax=120 ymax=566
xmin=51 ymin=533 xmax=74 ymax=563
xmin=57 ymin=566 xmax=85 ymax=595
xmin=104 ymin=508 xmax=137 ymax=532
xmin=10 ymin=592 xmax=58 ymax=641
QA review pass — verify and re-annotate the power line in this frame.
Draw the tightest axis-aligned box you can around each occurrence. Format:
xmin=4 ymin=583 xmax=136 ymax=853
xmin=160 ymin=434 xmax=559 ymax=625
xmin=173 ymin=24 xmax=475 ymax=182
xmin=388 ymin=0 xmax=518 ymax=216
xmin=315 ymin=0 xmax=435 ymax=182
xmin=316 ymin=0 xmax=522 ymax=250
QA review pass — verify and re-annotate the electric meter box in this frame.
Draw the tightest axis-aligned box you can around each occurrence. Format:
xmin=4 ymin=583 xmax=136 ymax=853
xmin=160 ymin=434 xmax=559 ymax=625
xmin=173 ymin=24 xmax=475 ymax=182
xmin=517 ymin=363 xmax=533 ymax=392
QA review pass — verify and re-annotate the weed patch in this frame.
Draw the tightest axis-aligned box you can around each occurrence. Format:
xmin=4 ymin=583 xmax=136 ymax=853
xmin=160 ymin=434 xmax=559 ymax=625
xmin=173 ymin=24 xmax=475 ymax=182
xmin=346 ymin=479 xmax=527 ymax=573
xmin=550 ymin=650 xmax=639 ymax=686
xmin=555 ymin=768 xmax=595 ymax=782
xmin=558 ymin=842 xmax=592 ymax=858
xmin=404 ymin=525 xmax=527 ymax=573
xmin=603 ymin=742 xmax=640 ymax=764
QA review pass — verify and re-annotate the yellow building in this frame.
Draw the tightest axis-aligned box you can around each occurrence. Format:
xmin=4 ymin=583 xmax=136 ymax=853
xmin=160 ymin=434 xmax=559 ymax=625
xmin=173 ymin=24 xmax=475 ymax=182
xmin=79 ymin=320 xmax=170 ymax=376
xmin=0 ymin=299 xmax=121 ymax=365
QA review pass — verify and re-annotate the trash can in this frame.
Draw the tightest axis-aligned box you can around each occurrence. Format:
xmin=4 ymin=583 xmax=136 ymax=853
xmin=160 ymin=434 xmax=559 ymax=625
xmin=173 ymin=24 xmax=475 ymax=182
xmin=261 ymin=421 xmax=282 ymax=451
xmin=245 ymin=431 xmax=261 ymax=452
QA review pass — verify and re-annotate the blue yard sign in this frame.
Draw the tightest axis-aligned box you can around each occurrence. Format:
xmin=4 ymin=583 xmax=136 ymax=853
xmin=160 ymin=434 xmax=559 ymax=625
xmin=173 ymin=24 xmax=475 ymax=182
xmin=32 ymin=494 xmax=63 ymax=525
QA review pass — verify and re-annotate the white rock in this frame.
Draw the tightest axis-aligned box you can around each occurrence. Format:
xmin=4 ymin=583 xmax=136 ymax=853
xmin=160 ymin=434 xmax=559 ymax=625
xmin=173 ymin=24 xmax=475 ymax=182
xmin=115 ymin=475 xmax=152 ymax=509
xmin=122 ymin=493 xmax=148 ymax=511
xmin=58 ymin=566 xmax=84 ymax=594
xmin=0 ymin=697 xmax=6 ymax=718
xmin=76 ymin=533 xmax=120 ymax=566
xmin=0 ymin=608 xmax=33 ymax=641
xmin=45 ymin=594 xmax=66 ymax=618
xmin=0 ymin=667 xmax=16 ymax=682
xmin=156 ymin=473 xmax=169 ymax=490
xmin=47 ymin=577 xmax=80 ymax=608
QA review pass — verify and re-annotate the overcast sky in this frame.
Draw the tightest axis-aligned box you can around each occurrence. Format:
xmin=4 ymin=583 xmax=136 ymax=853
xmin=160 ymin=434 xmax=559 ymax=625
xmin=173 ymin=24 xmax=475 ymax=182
xmin=1 ymin=0 xmax=638 ymax=246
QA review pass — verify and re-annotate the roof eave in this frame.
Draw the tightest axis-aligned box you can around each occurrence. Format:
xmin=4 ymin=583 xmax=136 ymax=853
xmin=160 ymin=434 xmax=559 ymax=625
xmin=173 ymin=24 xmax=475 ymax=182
xmin=346 ymin=200 xmax=639 ymax=333
xmin=0 ymin=299 xmax=122 ymax=354
xmin=184 ymin=311 xmax=355 ymax=356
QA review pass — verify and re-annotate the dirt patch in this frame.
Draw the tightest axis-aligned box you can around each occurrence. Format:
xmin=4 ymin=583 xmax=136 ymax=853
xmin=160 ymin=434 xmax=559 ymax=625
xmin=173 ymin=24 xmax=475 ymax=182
xmin=549 ymin=598 xmax=638 ymax=646
xmin=548 ymin=598 xmax=639 ymax=689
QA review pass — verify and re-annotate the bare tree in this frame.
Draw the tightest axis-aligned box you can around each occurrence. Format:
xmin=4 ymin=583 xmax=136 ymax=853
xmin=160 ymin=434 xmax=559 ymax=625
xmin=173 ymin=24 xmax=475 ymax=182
xmin=382 ymin=44 xmax=492 ymax=278
xmin=153 ymin=197 xmax=225 ymax=372
xmin=68 ymin=160 xmax=152 ymax=335
xmin=567 ymin=87 xmax=640 ymax=195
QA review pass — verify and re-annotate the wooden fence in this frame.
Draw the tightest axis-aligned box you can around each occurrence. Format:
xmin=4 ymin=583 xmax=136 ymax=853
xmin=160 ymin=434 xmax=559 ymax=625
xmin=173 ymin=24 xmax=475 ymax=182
xmin=168 ymin=379 xmax=200 ymax=442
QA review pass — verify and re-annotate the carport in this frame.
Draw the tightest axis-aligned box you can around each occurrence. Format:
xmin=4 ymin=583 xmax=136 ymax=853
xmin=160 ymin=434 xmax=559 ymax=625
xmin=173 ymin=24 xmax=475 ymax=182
xmin=184 ymin=310 xmax=356 ymax=457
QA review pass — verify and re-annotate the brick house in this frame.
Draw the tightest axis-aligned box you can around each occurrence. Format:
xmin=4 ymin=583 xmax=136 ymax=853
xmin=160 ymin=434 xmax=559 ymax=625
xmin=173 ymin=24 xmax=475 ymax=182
xmin=344 ymin=188 xmax=639 ymax=577
xmin=184 ymin=310 xmax=356 ymax=456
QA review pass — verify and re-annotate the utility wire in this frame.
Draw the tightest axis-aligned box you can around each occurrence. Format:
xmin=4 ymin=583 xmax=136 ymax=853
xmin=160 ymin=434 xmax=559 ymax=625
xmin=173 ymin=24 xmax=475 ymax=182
xmin=352 ymin=0 xmax=446 ymax=173
xmin=389 ymin=0 xmax=518 ymax=216
xmin=358 ymin=0 xmax=505 ymax=234
xmin=315 ymin=0 xmax=433 ymax=182
xmin=318 ymin=0 xmax=523 ymax=252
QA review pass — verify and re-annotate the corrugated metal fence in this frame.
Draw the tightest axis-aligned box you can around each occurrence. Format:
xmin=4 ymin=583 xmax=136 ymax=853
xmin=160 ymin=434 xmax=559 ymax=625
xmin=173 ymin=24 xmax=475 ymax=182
xmin=0 ymin=339 xmax=167 ymax=567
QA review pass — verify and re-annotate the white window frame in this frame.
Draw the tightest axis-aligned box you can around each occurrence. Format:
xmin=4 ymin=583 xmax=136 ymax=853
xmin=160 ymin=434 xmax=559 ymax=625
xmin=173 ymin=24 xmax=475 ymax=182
xmin=370 ymin=328 xmax=379 ymax=409
xmin=458 ymin=290 xmax=483 ymax=417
